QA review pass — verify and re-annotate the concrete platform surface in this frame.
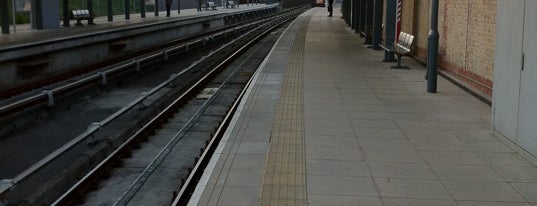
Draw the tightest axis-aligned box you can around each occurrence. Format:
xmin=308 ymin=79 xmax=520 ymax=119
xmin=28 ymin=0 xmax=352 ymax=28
xmin=189 ymin=5 xmax=537 ymax=206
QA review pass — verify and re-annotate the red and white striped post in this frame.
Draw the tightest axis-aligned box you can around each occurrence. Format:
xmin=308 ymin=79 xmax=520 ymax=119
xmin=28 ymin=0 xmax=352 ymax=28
xmin=395 ymin=0 xmax=402 ymax=42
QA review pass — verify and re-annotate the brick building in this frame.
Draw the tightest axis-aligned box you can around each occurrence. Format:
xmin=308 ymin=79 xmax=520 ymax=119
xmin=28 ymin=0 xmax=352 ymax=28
xmin=400 ymin=0 xmax=497 ymax=95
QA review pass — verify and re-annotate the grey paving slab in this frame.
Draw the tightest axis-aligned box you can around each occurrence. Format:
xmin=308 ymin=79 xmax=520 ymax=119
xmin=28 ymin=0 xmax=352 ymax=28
xmin=308 ymin=195 xmax=382 ymax=206
xmin=237 ymin=142 xmax=269 ymax=154
xmin=306 ymin=159 xmax=370 ymax=177
xmin=381 ymin=197 xmax=457 ymax=206
xmin=217 ymin=186 xmax=259 ymax=206
xmin=410 ymin=137 xmax=472 ymax=151
xmin=456 ymin=201 xmax=533 ymax=206
xmin=305 ymin=135 xmax=360 ymax=148
xmin=511 ymin=183 xmax=537 ymax=202
xmin=420 ymin=151 xmax=487 ymax=165
xmin=443 ymin=181 xmax=526 ymax=202
xmin=368 ymin=162 xmax=437 ymax=179
xmin=492 ymin=166 xmax=537 ymax=182
xmin=358 ymin=138 xmax=416 ymax=150
xmin=374 ymin=177 xmax=452 ymax=199
xmin=230 ymin=153 xmax=268 ymax=169
xmin=354 ymin=128 xmax=407 ymax=138
xmin=307 ymin=175 xmax=378 ymax=196
xmin=476 ymin=152 xmax=535 ymax=167
xmin=363 ymin=149 xmax=425 ymax=163
xmin=430 ymin=165 xmax=504 ymax=181
xmin=225 ymin=168 xmax=264 ymax=187
xmin=306 ymin=146 xmax=364 ymax=161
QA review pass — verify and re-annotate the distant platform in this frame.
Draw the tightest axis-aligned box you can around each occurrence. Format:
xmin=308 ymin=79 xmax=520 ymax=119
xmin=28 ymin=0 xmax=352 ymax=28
xmin=0 ymin=3 xmax=279 ymax=93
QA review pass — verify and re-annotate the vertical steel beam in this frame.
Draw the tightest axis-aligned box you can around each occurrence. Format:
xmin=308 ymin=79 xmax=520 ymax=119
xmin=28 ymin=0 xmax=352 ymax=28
xmin=351 ymin=0 xmax=356 ymax=33
xmin=107 ymin=0 xmax=113 ymax=21
xmin=62 ymin=0 xmax=70 ymax=27
xmin=0 ymin=0 xmax=8 ymax=34
xmin=364 ymin=0 xmax=373 ymax=44
xmin=178 ymin=0 xmax=181 ymax=14
xmin=140 ymin=0 xmax=146 ymax=17
xmin=383 ymin=0 xmax=396 ymax=62
xmin=426 ymin=0 xmax=439 ymax=93
xmin=155 ymin=0 xmax=159 ymax=16
xmin=87 ymin=0 xmax=95 ymax=24
xmin=124 ymin=0 xmax=130 ymax=19
xmin=372 ymin=0 xmax=383 ymax=49
xmin=358 ymin=0 xmax=365 ymax=36
xmin=351 ymin=0 xmax=356 ymax=29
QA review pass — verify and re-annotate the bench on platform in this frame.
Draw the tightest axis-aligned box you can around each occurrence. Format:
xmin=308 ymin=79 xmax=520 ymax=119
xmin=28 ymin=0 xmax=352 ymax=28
xmin=226 ymin=1 xmax=237 ymax=8
xmin=203 ymin=1 xmax=218 ymax=10
xmin=380 ymin=31 xmax=415 ymax=69
xmin=71 ymin=10 xmax=95 ymax=26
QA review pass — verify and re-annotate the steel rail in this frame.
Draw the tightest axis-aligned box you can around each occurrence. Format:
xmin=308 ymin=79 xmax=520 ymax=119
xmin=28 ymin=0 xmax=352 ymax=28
xmin=0 ymin=12 xmax=281 ymax=199
xmin=171 ymin=7 xmax=309 ymax=205
xmin=49 ymin=9 xmax=303 ymax=206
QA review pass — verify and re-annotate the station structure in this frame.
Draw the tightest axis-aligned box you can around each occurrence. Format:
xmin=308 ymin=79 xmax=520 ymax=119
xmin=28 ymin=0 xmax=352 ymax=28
xmin=0 ymin=0 xmax=536 ymax=205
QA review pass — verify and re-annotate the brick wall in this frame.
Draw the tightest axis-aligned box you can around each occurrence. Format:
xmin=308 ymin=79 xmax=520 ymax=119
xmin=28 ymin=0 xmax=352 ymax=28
xmin=399 ymin=0 xmax=496 ymax=95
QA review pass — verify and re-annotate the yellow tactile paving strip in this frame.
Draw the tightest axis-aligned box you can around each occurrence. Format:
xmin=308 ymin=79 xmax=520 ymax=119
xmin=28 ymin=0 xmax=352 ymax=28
xmin=259 ymin=15 xmax=310 ymax=206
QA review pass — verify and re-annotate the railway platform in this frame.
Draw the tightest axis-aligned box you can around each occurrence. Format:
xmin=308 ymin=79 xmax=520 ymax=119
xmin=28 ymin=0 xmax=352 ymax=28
xmin=189 ymin=6 xmax=537 ymax=206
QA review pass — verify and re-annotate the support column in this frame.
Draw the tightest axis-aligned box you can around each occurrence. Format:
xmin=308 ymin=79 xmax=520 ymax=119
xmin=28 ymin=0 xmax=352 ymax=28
xmin=125 ymin=0 xmax=130 ymax=20
xmin=364 ymin=0 xmax=373 ymax=44
xmin=372 ymin=0 xmax=383 ymax=50
xmin=87 ymin=0 xmax=95 ymax=24
xmin=353 ymin=0 xmax=359 ymax=33
xmin=351 ymin=0 xmax=356 ymax=29
xmin=342 ymin=0 xmax=348 ymax=24
xmin=140 ymin=0 xmax=146 ymax=17
xmin=358 ymin=0 xmax=365 ymax=36
xmin=62 ymin=0 xmax=70 ymax=27
xmin=426 ymin=0 xmax=439 ymax=93
xmin=178 ymin=0 xmax=181 ymax=14
xmin=155 ymin=0 xmax=159 ymax=16
xmin=31 ymin=0 xmax=60 ymax=30
xmin=383 ymin=0 xmax=396 ymax=62
xmin=107 ymin=0 xmax=113 ymax=21
xmin=0 ymin=0 xmax=8 ymax=34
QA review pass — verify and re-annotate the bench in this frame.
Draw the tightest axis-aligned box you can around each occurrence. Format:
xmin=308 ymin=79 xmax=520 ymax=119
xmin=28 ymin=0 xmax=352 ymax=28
xmin=203 ymin=1 xmax=218 ymax=10
xmin=379 ymin=31 xmax=414 ymax=69
xmin=71 ymin=10 xmax=95 ymax=26
xmin=226 ymin=1 xmax=237 ymax=8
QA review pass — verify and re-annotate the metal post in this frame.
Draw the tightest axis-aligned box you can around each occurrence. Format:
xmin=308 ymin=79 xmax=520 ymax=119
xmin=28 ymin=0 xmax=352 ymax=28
xmin=11 ymin=0 xmax=15 ymax=32
xmin=107 ymin=0 xmax=113 ymax=21
xmin=383 ymin=0 xmax=396 ymax=62
xmin=125 ymin=0 xmax=130 ymax=19
xmin=1 ymin=0 xmax=9 ymax=34
xmin=426 ymin=0 xmax=439 ymax=93
xmin=351 ymin=0 xmax=356 ymax=29
xmin=87 ymin=0 xmax=95 ymax=24
xmin=140 ymin=0 xmax=146 ymax=17
xmin=364 ymin=0 xmax=373 ymax=44
xmin=358 ymin=0 xmax=365 ymax=36
xmin=372 ymin=0 xmax=383 ymax=50
xmin=62 ymin=0 xmax=70 ymax=26
xmin=178 ymin=0 xmax=180 ymax=14
xmin=353 ymin=0 xmax=359 ymax=33
xmin=154 ymin=0 xmax=159 ymax=16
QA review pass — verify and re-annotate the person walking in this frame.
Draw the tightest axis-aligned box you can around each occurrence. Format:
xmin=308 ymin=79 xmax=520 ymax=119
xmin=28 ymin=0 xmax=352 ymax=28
xmin=197 ymin=0 xmax=202 ymax=12
xmin=166 ymin=0 xmax=173 ymax=17
xmin=327 ymin=0 xmax=334 ymax=17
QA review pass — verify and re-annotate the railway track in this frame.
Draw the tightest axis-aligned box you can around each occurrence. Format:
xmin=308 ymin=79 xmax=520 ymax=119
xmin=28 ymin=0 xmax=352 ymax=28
xmin=0 ymin=6 xmax=309 ymax=206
